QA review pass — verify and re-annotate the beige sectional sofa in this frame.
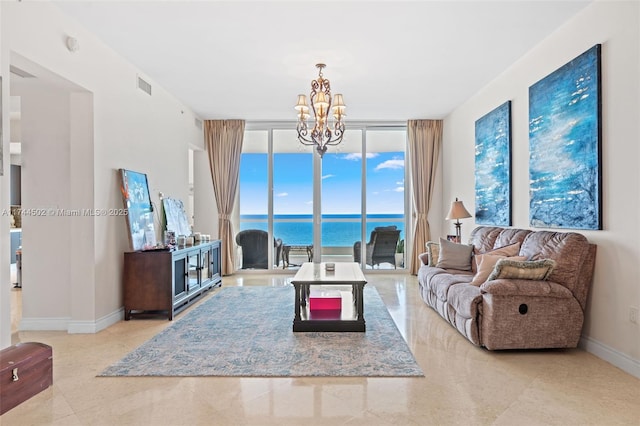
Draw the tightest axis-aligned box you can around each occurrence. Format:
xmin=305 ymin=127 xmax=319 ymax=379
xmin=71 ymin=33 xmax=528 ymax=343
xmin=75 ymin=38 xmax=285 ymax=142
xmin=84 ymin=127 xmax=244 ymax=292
xmin=418 ymin=226 xmax=597 ymax=350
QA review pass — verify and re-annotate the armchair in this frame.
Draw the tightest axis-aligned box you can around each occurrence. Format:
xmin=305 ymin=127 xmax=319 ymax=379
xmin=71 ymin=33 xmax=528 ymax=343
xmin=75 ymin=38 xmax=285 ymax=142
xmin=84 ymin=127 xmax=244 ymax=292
xmin=353 ymin=226 xmax=401 ymax=268
xmin=235 ymin=229 xmax=283 ymax=269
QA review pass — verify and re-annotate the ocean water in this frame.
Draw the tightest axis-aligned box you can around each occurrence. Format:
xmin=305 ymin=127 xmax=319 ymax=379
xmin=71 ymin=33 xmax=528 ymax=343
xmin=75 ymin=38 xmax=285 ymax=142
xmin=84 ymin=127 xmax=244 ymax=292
xmin=240 ymin=214 xmax=405 ymax=247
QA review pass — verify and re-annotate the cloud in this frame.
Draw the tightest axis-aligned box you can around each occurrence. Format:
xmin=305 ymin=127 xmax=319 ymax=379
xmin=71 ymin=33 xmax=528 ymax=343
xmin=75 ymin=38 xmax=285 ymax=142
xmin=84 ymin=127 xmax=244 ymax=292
xmin=276 ymin=192 xmax=288 ymax=197
xmin=322 ymin=174 xmax=335 ymax=180
xmin=394 ymin=186 xmax=404 ymax=192
xmin=375 ymin=159 xmax=405 ymax=170
xmin=343 ymin=153 xmax=378 ymax=161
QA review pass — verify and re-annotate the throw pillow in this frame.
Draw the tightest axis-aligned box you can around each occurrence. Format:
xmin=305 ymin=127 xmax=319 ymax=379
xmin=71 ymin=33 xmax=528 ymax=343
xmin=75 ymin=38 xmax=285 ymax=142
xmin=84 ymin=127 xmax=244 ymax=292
xmin=470 ymin=254 xmax=526 ymax=286
xmin=425 ymin=241 xmax=440 ymax=266
xmin=436 ymin=237 xmax=473 ymax=271
xmin=487 ymin=258 xmax=557 ymax=282
xmin=472 ymin=242 xmax=521 ymax=273
xmin=486 ymin=241 xmax=521 ymax=257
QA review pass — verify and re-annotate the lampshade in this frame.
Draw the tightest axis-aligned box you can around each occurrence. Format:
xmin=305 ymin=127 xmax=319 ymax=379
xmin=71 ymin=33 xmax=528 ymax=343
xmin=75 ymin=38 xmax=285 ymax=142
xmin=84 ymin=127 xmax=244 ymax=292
xmin=446 ymin=198 xmax=472 ymax=220
xmin=313 ymin=91 xmax=329 ymax=111
xmin=295 ymin=94 xmax=308 ymax=112
xmin=332 ymin=93 xmax=345 ymax=108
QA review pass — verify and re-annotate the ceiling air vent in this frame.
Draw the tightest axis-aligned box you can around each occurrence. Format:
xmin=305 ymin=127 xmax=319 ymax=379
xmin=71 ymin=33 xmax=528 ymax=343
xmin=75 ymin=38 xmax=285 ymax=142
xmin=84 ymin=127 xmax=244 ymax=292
xmin=194 ymin=118 xmax=203 ymax=130
xmin=137 ymin=76 xmax=152 ymax=96
xmin=10 ymin=65 xmax=36 ymax=78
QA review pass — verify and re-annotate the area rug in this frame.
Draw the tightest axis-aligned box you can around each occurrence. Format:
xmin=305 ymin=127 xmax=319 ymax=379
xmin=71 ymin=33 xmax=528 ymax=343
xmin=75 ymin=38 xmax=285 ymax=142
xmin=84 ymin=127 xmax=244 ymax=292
xmin=99 ymin=286 xmax=423 ymax=377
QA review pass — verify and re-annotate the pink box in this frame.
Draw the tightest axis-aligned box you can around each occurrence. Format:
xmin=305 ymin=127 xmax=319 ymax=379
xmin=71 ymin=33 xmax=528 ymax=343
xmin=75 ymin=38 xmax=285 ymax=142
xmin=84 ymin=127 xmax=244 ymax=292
xmin=309 ymin=290 xmax=342 ymax=311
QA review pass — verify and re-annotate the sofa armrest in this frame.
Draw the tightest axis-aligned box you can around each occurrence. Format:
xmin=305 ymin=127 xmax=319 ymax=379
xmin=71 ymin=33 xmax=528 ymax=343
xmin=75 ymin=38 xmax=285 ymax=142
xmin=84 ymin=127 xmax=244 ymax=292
xmin=480 ymin=279 xmax=574 ymax=299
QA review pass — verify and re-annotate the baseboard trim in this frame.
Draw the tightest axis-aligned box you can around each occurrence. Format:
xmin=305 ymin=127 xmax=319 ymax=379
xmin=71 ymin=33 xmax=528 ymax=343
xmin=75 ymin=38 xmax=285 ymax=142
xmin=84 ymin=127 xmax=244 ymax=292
xmin=20 ymin=317 xmax=70 ymax=331
xmin=20 ymin=308 xmax=124 ymax=334
xmin=580 ymin=335 xmax=640 ymax=379
xmin=68 ymin=308 xmax=124 ymax=334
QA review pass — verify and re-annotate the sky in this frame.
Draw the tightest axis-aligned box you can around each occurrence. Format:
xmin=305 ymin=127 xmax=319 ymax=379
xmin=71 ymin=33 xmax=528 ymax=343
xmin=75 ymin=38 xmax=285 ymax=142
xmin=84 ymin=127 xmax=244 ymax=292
xmin=240 ymin=151 xmax=405 ymax=215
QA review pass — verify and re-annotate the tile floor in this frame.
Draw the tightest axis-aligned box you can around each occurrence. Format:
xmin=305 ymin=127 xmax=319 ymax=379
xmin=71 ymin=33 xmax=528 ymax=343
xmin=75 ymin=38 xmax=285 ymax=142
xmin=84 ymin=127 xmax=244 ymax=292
xmin=3 ymin=271 xmax=640 ymax=425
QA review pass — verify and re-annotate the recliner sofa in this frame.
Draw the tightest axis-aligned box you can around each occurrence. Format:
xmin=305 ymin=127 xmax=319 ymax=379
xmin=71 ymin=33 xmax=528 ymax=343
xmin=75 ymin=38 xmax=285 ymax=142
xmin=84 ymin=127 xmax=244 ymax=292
xmin=418 ymin=226 xmax=596 ymax=350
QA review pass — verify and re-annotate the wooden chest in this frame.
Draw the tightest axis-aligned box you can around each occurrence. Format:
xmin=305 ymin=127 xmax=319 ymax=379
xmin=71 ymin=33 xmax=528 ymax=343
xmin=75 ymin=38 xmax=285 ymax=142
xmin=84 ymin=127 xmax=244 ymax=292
xmin=0 ymin=342 xmax=53 ymax=415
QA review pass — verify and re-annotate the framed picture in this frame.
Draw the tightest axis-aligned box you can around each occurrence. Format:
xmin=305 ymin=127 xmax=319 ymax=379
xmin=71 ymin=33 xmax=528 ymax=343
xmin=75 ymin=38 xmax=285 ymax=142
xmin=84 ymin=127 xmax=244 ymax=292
xmin=119 ymin=169 xmax=155 ymax=250
xmin=529 ymin=44 xmax=602 ymax=230
xmin=447 ymin=235 xmax=460 ymax=243
xmin=162 ymin=197 xmax=191 ymax=237
xmin=475 ymin=101 xmax=512 ymax=226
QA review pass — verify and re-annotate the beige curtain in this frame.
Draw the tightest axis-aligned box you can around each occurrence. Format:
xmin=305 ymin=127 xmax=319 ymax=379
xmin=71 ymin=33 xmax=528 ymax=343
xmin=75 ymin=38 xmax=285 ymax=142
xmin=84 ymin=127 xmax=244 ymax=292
xmin=204 ymin=119 xmax=245 ymax=276
xmin=408 ymin=120 xmax=442 ymax=275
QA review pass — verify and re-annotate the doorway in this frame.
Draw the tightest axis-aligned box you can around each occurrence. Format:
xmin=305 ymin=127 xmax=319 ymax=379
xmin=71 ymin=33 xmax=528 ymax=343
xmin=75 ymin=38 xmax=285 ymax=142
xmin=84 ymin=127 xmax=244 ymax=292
xmin=6 ymin=54 xmax=92 ymax=337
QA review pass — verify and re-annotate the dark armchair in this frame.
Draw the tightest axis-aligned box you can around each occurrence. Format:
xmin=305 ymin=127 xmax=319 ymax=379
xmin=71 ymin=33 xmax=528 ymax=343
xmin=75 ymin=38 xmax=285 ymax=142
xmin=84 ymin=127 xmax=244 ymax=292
xmin=235 ymin=229 xmax=283 ymax=269
xmin=353 ymin=226 xmax=401 ymax=268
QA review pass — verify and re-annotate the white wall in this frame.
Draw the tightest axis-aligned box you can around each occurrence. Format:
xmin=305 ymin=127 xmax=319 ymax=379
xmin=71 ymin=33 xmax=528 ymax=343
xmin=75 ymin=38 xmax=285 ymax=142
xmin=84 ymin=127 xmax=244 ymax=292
xmin=0 ymin=3 xmax=9 ymax=349
xmin=442 ymin=0 xmax=640 ymax=376
xmin=0 ymin=1 xmax=203 ymax=340
xmin=17 ymin=81 xmax=72 ymax=323
xmin=193 ymin=149 xmax=219 ymax=239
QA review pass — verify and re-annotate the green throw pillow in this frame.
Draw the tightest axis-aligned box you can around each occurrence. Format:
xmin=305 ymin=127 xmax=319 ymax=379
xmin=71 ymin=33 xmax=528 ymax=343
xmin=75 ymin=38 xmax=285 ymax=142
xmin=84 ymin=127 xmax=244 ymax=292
xmin=487 ymin=258 xmax=556 ymax=281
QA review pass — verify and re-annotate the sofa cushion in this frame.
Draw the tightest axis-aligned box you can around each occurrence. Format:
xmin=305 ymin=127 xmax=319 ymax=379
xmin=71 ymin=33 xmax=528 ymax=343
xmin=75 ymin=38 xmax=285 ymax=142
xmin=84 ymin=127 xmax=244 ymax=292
xmin=470 ymin=254 xmax=526 ymax=286
xmin=493 ymin=228 xmax=532 ymax=250
xmin=447 ymin=284 xmax=483 ymax=319
xmin=519 ymin=231 xmax=591 ymax=298
xmin=436 ymin=238 xmax=473 ymax=271
xmin=487 ymin=258 xmax=556 ymax=281
xmin=428 ymin=270 xmax=473 ymax=302
xmin=469 ymin=226 xmax=503 ymax=253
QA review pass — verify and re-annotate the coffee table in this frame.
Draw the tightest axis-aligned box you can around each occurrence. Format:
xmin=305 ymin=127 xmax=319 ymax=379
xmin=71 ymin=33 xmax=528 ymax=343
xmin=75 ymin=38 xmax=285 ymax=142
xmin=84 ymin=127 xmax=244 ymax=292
xmin=291 ymin=262 xmax=367 ymax=332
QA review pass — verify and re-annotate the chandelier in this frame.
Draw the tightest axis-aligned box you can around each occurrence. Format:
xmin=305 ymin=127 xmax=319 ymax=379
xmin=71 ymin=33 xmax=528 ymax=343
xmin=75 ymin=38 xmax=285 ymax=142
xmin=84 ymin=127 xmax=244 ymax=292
xmin=295 ymin=63 xmax=346 ymax=157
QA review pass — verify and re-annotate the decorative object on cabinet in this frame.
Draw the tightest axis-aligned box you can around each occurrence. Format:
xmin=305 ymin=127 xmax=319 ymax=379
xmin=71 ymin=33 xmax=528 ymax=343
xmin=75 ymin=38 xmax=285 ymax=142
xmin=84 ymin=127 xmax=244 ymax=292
xmin=529 ymin=44 xmax=602 ymax=230
xmin=475 ymin=100 xmax=511 ymax=226
xmin=162 ymin=197 xmax=191 ymax=237
xmin=119 ymin=169 xmax=156 ymax=250
xmin=123 ymin=239 xmax=222 ymax=320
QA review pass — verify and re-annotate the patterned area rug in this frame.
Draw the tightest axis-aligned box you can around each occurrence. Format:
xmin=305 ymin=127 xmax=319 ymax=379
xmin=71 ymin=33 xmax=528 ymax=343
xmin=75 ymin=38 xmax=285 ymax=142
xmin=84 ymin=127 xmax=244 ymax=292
xmin=100 ymin=286 xmax=424 ymax=377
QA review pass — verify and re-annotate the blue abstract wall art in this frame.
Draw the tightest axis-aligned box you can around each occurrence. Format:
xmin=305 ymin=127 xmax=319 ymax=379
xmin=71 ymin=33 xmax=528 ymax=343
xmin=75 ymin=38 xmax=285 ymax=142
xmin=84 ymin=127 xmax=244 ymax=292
xmin=475 ymin=101 xmax=511 ymax=226
xmin=529 ymin=44 xmax=602 ymax=230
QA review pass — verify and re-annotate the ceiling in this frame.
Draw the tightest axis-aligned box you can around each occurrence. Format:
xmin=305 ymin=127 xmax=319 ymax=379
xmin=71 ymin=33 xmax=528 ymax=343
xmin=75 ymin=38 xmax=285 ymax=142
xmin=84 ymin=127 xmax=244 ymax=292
xmin=51 ymin=1 xmax=590 ymax=122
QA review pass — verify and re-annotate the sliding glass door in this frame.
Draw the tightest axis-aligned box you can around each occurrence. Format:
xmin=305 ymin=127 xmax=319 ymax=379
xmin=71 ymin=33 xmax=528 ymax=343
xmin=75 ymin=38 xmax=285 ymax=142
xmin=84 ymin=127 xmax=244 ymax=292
xmin=320 ymin=130 xmax=363 ymax=264
xmin=273 ymin=130 xmax=314 ymax=269
xmin=238 ymin=125 xmax=407 ymax=270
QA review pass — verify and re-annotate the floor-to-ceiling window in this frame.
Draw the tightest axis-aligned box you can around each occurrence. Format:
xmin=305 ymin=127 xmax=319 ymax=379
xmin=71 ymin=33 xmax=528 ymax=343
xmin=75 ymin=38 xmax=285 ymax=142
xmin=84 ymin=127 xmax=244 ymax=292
xmin=320 ymin=130 xmax=363 ymax=264
xmin=364 ymin=129 xmax=407 ymax=269
xmin=238 ymin=124 xmax=407 ymax=271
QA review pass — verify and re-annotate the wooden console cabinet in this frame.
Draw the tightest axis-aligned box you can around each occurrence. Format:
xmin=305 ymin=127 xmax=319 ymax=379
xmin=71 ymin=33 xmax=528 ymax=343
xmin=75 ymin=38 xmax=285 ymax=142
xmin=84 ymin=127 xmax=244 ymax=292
xmin=123 ymin=240 xmax=222 ymax=320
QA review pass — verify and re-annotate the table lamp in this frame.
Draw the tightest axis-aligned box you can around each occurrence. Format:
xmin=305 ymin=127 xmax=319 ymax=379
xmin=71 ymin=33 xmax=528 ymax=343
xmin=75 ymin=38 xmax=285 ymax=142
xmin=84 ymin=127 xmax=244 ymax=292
xmin=446 ymin=198 xmax=472 ymax=242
